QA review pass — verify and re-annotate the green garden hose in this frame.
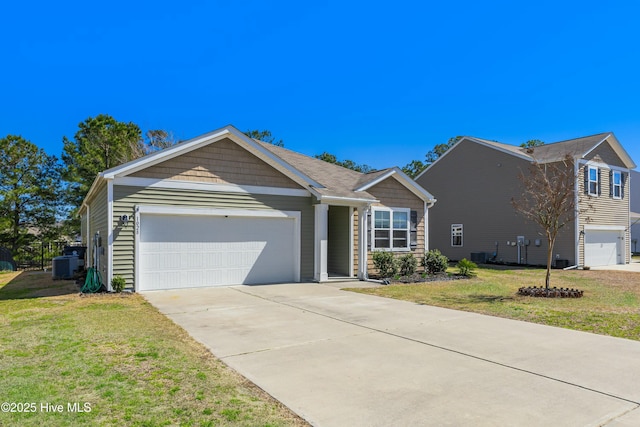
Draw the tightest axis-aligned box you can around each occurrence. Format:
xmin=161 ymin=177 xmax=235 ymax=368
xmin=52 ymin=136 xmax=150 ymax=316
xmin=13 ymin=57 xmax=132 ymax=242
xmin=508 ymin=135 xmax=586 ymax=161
xmin=81 ymin=267 xmax=103 ymax=293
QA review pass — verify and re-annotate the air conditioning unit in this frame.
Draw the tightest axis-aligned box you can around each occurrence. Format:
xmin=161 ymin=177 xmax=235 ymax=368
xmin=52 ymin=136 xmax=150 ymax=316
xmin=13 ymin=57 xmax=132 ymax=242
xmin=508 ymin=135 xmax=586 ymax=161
xmin=52 ymin=255 xmax=79 ymax=280
xmin=470 ymin=252 xmax=489 ymax=263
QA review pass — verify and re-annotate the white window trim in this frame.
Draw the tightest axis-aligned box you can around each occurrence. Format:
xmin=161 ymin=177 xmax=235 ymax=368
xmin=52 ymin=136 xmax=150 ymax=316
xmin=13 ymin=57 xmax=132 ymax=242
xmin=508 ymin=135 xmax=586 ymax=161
xmin=370 ymin=207 xmax=411 ymax=251
xmin=588 ymin=166 xmax=599 ymax=196
xmin=612 ymin=170 xmax=622 ymax=199
xmin=451 ymin=224 xmax=463 ymax=247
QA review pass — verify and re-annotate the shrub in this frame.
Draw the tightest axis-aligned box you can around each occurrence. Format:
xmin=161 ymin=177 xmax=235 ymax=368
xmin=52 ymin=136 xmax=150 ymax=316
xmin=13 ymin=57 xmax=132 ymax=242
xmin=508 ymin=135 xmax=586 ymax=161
xmin=457 ymin=258 xmax=477 ymax=277
xmin=111 ymin=275 xmax=126 ymax=293
xmin=372 ymin=251 xmax=398 ymax=278
xmin=398 ymin=254 xmax=417 ymax=276
xmin=423 ymin=249 xmax=449 ymax=275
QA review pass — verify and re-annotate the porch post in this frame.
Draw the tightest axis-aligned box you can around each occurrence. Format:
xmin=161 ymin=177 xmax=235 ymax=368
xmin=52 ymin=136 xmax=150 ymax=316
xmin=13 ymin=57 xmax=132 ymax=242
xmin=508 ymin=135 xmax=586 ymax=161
xmin=314 ymin=203 xmax=329 ymax=282
xmin=357 ymin=205 xmax=369 ymax=280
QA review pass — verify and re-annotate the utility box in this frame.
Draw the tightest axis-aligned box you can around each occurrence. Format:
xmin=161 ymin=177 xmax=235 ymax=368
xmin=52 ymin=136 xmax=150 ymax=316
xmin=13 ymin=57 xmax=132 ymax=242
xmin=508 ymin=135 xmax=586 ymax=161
xmin=555 ymin=259 xmax=569 ymax=269
xmin=63 ymin=246 xmax=87 ymax=269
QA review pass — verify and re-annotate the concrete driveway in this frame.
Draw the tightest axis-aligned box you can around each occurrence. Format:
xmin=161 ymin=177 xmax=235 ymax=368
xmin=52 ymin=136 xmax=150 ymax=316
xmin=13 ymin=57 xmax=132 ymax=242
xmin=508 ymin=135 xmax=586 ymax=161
xmin=590 ymin=258 xmax=640 ymax=272
xmin=145 ymin=283 xmax=640 ymax=426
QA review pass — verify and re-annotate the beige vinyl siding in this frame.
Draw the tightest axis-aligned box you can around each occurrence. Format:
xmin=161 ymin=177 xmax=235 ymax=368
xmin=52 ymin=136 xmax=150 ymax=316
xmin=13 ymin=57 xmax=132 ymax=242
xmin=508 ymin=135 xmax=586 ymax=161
xmin=417 ymin=140 xmax=576 ymax=266
xmin=112 ymin=185 xmax=314 ymax=288
xmin=357 ymin=177 xmax=426 ymax=275
xmin=130 ymin=138 xmax=301 ymax=189
xmin=577 ymin=163 xmax=631 ymax=264
xmin=86 ymin=183 xmax=109 ymax=280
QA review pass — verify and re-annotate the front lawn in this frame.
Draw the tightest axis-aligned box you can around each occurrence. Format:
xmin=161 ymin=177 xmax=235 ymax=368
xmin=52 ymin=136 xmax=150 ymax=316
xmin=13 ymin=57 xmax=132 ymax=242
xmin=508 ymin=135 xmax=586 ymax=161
xmin=349 ymin=266 xmax=640 ymax=341
xmin=0 ymin=271 xmax=307 ymax=427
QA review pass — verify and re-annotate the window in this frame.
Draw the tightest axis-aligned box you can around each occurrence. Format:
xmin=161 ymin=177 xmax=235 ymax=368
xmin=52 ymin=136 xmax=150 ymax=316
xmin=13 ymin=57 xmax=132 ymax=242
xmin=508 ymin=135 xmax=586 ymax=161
xmin=612 ymin=170 xmax=622 ymax=199
xmin=371 ymin=207 xmax=410 ymax=250
xmin=451 ymin=224 xmax=463 ymax=247
xmin=587 ymin=166 xmax=599 ymax=196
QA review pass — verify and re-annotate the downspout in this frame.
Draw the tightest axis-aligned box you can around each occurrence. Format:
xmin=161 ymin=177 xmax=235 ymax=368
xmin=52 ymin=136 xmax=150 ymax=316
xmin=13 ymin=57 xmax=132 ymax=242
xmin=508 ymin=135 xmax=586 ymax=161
xmin=574 ymin=158 xmax=580 ymax=267
xmin=424 ymin=200 xmax=428 ymax=253
xmin=424 ymin=198 xmax=436 ymax=250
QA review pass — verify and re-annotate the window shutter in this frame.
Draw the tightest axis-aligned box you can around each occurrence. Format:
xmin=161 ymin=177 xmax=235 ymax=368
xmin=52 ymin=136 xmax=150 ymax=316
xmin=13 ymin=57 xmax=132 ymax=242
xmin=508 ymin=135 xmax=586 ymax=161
xmin=410 ymin=210 xmax=418 ymax=249
xmin=622 ymin=172 xmax=626 ymax=199
xmin=583 ymin=166 xmax=589 ymax=195
xmin=609 ymin=170 xmax=613 ymax=198
xmin=597 ymin=168 xmax=602 ymax=196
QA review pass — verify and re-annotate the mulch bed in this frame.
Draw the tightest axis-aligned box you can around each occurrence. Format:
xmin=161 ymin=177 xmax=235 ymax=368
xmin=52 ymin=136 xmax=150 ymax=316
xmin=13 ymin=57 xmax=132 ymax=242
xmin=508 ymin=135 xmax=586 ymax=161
xmin=517 ymin=286 xmax=584 ymax=298
xmin=379 ymin=272 xmax=471 ymax=284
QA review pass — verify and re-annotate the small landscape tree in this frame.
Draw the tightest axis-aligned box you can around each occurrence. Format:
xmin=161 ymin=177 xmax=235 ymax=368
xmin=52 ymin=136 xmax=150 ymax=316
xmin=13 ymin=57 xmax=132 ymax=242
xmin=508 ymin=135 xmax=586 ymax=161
xmin=511 ymin=155 xmax=577 ymax=290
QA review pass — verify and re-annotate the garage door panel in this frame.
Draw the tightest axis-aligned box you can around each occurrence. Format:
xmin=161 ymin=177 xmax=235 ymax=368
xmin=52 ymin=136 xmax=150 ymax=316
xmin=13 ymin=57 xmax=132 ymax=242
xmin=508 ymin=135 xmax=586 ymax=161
xmin=584 ymin=230 xmax=622 ymax=267
xmin=138 ymin=213 xmax=298 ymax=291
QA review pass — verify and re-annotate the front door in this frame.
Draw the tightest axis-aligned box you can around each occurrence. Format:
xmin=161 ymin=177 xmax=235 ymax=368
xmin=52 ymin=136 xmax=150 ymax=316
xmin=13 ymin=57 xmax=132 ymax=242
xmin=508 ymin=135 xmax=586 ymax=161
xmin=327 ymin=206 xmax=352 ymax=277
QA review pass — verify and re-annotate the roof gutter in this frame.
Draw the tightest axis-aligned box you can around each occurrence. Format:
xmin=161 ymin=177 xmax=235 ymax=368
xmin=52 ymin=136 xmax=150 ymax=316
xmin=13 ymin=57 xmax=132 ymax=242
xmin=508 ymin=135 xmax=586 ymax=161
xmin=316 ymin=195 xmax=379 ymax=205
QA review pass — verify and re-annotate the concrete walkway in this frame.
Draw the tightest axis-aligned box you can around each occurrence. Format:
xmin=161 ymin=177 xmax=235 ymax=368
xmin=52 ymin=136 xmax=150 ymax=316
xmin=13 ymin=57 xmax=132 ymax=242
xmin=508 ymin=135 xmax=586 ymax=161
xmin=145 ymin=283 xmax=640 ymax=427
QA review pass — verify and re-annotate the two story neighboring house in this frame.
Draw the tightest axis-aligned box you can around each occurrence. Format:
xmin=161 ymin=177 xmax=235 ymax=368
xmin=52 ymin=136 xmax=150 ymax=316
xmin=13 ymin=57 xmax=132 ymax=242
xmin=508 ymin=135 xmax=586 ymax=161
xmin=631 ymin=170 xmax=640 ymax=254
xmin=416 ymin=132 xmax=636 ymax=267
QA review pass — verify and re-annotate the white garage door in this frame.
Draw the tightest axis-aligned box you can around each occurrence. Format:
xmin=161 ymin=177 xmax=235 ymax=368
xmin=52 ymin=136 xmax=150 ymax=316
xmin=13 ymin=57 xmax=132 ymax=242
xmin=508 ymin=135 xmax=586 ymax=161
xmin=584 ymin=230 xmax=622 ymax=267
xmin=138 ymin=212 xmax=299 ymax=291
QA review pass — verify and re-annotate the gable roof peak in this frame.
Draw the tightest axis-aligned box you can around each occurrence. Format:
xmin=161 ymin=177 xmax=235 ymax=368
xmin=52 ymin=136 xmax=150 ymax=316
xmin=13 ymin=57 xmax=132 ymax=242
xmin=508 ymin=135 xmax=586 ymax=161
xmin=526 ymin=132 xmax=636 ymax=168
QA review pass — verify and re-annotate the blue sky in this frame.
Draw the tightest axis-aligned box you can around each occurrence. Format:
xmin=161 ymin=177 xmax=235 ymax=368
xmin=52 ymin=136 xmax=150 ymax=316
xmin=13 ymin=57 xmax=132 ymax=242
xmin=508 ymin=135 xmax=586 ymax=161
xmin=2 ymin=1 xmax=639 ymax=170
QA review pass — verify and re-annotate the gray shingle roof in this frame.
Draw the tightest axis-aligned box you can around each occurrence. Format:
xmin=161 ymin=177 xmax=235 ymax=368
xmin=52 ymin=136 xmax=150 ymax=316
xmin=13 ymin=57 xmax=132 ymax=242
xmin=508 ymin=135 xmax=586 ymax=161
xmin=468 ymin=137 xmax=530 ymax=159
xmin=524 ymin=133 xmax=612 ymax=163
xmin=84 ymin=125 xmax=436 ymax=212
xmin=466 ymin=132 xmax=635 ymax=168
xmin=256 ymin=141 xmax=384 ymax=201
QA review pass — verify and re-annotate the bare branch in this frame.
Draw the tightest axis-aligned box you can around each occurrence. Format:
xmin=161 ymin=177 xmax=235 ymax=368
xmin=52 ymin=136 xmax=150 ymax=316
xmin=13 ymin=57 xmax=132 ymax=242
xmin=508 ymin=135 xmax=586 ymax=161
xmin=511 ymin=154 xmax=577 ymax=289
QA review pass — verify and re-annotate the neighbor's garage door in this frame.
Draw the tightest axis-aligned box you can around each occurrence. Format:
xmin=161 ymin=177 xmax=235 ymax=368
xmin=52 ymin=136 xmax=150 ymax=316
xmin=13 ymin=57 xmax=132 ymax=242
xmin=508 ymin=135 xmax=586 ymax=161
xmin=138 ymin=213 xmax=298 ymax=291
xmin=584 ymin=230 xmax=622 ymax=267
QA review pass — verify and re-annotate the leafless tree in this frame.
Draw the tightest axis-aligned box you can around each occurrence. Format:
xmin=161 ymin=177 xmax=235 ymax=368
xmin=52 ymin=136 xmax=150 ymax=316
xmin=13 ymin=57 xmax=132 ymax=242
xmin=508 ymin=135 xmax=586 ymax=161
xmin=511 ymin=155 xmax=577 ymax=290
xmin=145 ymin=130 xmax=178 ymax=154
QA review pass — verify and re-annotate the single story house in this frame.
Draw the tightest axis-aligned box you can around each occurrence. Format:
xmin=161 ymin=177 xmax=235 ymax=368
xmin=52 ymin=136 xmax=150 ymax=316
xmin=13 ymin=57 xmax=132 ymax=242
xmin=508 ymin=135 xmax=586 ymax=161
xmin=79 ymin=125 xmax=435 ymax=291
xmin=416 ymin=132 xmax=636 ymax=267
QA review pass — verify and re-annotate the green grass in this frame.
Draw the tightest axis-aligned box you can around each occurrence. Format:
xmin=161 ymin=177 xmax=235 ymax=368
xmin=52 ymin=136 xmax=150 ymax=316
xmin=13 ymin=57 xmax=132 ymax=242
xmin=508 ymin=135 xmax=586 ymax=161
xmin=0 ymin=271 xmax=307 ymax=427
xmin=349 ymin=266 xmax=640 ymax=341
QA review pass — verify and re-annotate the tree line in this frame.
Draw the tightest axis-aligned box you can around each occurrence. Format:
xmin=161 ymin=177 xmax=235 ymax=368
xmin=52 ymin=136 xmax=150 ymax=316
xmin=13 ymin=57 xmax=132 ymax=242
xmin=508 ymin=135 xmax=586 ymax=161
xmin=0 ymin=114 xmax=178 ymax=256
xmin=0 ymin=115 xmax=544 ymax=258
